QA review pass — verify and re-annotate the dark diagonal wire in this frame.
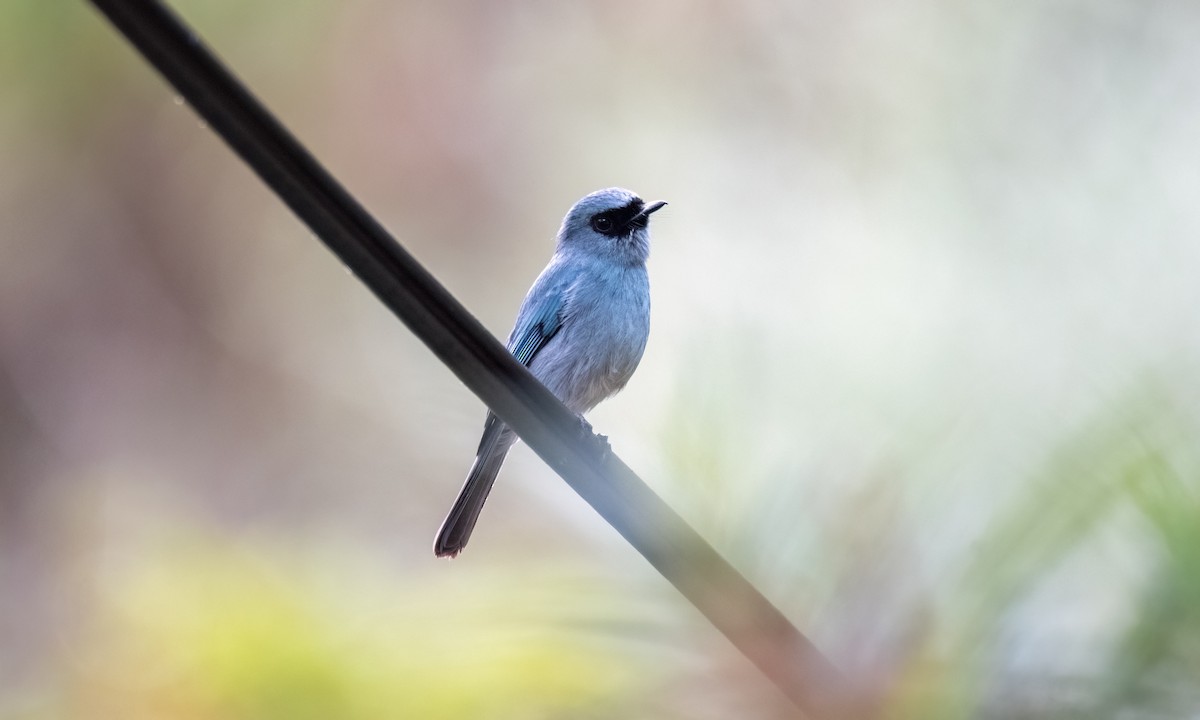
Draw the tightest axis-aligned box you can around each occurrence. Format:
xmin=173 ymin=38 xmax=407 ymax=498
xmin=85 ymin=1 xmax=871 ymax=716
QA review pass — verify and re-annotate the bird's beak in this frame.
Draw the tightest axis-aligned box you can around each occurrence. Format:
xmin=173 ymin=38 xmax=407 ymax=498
xmin=626 ymin=200 xmax=668 ymax=228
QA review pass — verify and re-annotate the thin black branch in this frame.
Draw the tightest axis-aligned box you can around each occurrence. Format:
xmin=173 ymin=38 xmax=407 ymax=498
xmin=85 ymin=1 xmax=870 ymax=716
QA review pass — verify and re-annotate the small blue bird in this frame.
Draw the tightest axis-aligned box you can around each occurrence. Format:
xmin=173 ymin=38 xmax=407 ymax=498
xmin=434 ymin=188 xmax=666 ymax=558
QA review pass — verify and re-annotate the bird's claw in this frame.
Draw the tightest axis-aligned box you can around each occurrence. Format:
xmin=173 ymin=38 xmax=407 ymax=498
xmin=576 ymin=415 xmax=611 ymax=462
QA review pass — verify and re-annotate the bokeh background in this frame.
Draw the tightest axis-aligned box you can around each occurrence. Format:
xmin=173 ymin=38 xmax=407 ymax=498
xmin=3 ymin=1 xmax=1200 ymax=717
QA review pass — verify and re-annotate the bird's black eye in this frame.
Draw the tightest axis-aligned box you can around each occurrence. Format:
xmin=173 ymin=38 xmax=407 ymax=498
xmin=592 ymin=216 xmax=614 ymax=233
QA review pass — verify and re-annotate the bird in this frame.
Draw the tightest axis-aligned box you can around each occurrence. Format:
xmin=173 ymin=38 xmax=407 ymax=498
xmin=434 ymin=187 xmax=666 ymax=558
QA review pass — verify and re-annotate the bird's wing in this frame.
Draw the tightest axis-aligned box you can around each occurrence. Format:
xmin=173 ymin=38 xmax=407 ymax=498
xmin=470 ymin=269 xmax=569 ymax=455
xmin=506 ymin=271 xmax=569 ymax=367
xmin=508 ymin=304 xmax=561 ymax=367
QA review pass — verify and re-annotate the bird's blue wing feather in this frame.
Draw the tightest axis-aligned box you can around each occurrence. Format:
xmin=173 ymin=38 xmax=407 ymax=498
xmin=471 ymin=279 xmax=565 ymax=455
xmin=507 ymin=273 xmax=567 ymax=367
xmin=508 ymin=296 xmax=563 ymax=366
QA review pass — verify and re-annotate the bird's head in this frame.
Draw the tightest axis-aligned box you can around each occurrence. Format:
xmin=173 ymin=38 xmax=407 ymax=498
xmin=556 ymin=187 xmax=666 ymax=266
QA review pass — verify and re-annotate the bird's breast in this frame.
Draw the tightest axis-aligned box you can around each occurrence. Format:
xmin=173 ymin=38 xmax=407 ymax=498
xmin=531 ymin=266 xmax=650 ymax=413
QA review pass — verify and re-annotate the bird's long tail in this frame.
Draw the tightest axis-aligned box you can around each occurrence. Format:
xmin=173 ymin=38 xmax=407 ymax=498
xmin=434 ymin=414 xmax=516 ymax=558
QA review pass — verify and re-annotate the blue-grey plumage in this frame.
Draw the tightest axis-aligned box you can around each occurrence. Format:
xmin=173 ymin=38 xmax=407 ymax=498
xmin=434 ymin=188 xmax=666 ymax=558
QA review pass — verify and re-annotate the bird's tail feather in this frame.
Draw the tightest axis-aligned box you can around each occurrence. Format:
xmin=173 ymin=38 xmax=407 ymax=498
xmin=434 ymin=421 xmax=515 ymax=558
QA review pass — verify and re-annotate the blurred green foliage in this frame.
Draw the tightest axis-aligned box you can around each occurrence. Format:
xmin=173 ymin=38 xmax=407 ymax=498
xmin=58 ymin=537 xmax=653 ymax=720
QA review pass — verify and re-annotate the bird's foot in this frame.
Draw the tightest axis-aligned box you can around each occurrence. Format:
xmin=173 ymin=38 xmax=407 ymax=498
xmin=576 ymin=415 xmax=611 ymax=462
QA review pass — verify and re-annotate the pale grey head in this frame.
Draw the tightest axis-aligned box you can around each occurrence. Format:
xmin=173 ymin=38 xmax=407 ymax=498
xmin=556 ymin=187 xmax=667 ymax=266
